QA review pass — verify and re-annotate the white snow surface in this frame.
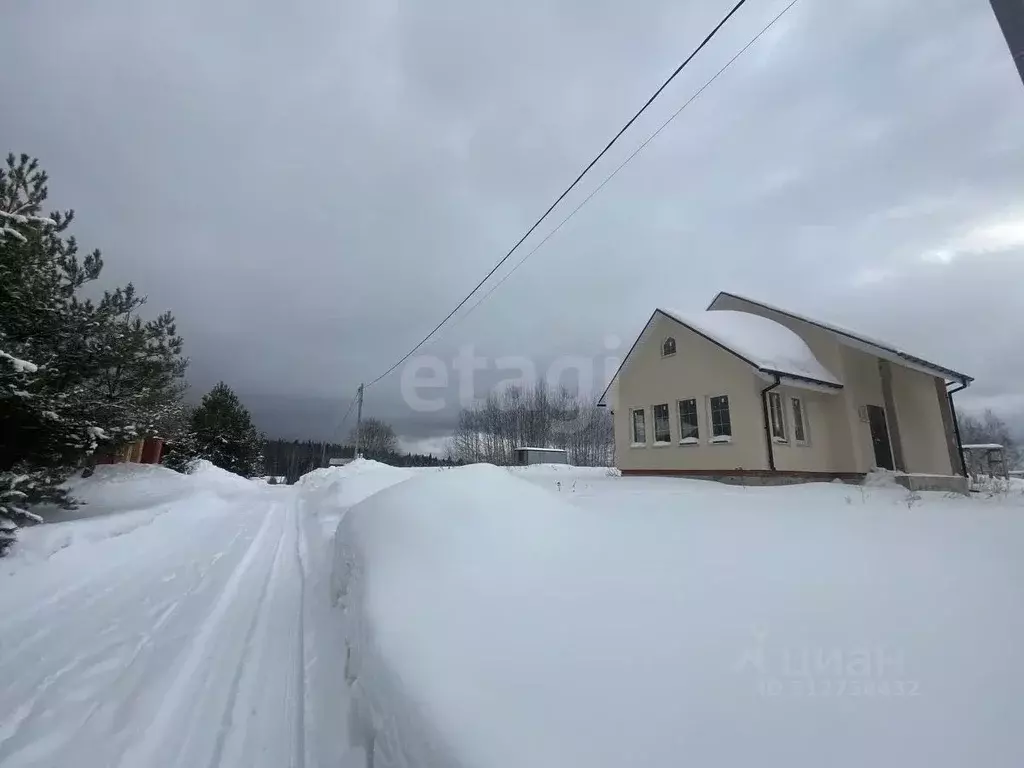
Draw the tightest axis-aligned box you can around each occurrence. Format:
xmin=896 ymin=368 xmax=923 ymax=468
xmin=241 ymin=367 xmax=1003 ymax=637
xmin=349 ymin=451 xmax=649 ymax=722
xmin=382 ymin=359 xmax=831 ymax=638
xmin=334 ymin=464 xmax=1023 ymax=768
xmin=661 ymin=308 xmax=841 ymax=385
xmin=0 ymin=349 xmax=39 ymax=373
xmin=296 ymin=458 xmax=413 ymax=510
xmin=0 ymin=460 xmax=412 ymax=768
xmin=4 ymin=458 xmax=1023 ymax=768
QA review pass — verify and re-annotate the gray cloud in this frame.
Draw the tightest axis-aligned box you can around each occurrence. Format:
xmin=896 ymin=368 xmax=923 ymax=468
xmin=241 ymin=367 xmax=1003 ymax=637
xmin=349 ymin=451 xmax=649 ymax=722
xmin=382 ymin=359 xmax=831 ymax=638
xmin=3 ymin=0 xmax=1022 ymax=446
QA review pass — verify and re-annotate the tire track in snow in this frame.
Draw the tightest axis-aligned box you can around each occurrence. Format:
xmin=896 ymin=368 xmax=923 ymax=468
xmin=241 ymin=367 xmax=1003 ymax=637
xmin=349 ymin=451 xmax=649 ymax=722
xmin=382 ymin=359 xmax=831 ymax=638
xmin=0 ymin=512 xmax=259 ymax=767
xmin=115 ymin=504 xmax=279 ymax=768
xmin=293 ymin=502 xmax=307 ymax=768
xmin=206 ymin=505 xmax=288 ymax=768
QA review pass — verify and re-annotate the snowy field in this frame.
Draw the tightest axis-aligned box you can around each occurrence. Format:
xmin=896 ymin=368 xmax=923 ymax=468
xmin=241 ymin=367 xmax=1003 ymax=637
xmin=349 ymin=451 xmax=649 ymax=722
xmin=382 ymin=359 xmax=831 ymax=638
xmin=1 ymin=461 xmax=1022 ymax=767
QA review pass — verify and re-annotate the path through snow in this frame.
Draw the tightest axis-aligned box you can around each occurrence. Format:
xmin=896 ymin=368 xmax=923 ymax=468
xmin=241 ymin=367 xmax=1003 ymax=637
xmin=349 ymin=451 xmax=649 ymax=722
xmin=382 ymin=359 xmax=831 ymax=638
xmin=0 ymin=478 xmax=344 ymax=768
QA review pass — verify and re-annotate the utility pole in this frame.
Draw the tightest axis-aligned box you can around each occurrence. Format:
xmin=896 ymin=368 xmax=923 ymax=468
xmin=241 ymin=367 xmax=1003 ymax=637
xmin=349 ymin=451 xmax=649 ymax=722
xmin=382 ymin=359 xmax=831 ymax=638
xmin=354 ymin=383 xmax=364 ymax=459
xmin=990 ymin=0 xmax=1024 ymax=86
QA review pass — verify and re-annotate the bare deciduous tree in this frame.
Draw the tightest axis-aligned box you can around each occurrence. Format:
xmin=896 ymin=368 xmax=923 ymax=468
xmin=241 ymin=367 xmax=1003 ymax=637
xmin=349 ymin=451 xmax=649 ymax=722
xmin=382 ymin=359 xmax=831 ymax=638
xmin=447 ymin=383 xmax=613 ymax=466
xmin=349 ymin=417 xmax=398 ymax=456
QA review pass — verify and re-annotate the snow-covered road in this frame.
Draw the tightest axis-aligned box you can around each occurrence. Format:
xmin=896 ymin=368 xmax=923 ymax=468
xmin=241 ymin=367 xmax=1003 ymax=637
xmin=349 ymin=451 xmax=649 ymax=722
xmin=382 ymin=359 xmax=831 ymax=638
xmin=0 ymin=481 xmax=322 ymax=768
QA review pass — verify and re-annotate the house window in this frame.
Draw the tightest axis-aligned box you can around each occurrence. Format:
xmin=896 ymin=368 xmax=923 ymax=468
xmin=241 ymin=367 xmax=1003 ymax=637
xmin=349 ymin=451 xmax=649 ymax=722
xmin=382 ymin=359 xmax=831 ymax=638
xmin=661 ymin=337 xmax=677 ymax=357
xmin=709 ymin=395 xmax=731 ymax=438
xmin=652 ymin=403 xmax=671 ymax=443
xmin=678 ymin=398 xmax=699 ymax=441
xmin=768 ymin=391 xmax=787 ymax=442
xmin=791 ymin=397 xmax=807 ymax=443
xmin=630 ymin=408 xmax=647 ymax=445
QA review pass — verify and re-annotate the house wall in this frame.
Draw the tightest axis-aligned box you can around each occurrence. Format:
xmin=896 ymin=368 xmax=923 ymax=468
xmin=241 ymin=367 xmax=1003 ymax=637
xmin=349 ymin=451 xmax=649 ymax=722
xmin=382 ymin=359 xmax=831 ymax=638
xmin=710 ymin=295 xmax=871 ymax=472
xmin=711 ymin=296 xmax=956 ymax=475
xmin=611 ymin=312 xmax=769 ymax=472
xmin=889 ymin=369 xmax=954 ymax=474
xmin=836 ymin=346 xmax=887 ymax=473
xmin=767 ymin=384 xmax=849 ymax=473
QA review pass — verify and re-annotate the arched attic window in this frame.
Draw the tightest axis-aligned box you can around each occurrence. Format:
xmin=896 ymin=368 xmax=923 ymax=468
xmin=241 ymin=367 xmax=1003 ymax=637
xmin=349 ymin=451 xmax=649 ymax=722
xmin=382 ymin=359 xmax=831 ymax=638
xmin=662 ymin=337 xmax=677 ymax=357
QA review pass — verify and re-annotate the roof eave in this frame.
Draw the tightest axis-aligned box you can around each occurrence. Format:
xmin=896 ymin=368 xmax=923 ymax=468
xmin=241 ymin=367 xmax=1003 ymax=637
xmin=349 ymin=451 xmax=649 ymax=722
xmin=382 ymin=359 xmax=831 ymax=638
xmin=760 ymin=368 xmax=844 ymax=391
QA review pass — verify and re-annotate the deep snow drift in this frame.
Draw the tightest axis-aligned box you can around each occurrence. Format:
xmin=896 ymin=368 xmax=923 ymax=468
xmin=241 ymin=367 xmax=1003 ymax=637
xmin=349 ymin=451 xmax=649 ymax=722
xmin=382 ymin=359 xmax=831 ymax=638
xmin=334 ymin=464 xmax=1024 ymax=768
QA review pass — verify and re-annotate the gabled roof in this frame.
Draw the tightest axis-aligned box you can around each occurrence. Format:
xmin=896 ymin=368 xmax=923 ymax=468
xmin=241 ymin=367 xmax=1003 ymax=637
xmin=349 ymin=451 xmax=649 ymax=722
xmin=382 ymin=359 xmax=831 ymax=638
xmin=598 ymin=308 xmax=842 ymax=405
xmin=707 ymin=291 xmax=973 ymax=386
xmin=660 ymin=309 xmax=842 ymax=387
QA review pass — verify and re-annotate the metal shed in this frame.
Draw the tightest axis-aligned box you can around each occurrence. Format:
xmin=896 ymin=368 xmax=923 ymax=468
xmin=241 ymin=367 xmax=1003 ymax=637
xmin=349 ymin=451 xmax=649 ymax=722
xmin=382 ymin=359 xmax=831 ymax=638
xmin=514 ymin=447 xmax=568 ymax=466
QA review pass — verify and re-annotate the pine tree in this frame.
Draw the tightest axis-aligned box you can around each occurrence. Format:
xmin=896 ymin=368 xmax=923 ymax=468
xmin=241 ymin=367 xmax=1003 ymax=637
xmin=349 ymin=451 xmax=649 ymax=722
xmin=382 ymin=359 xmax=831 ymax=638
xmin=77 ymin=283 xmax=188 ymax=444
xmin=1 ymin=153 xmax=188 ymax=551
xmin=1 ymin=154 xmax=100 ymax=545
xmin=174 ymin=383 xmax=264 ymax=477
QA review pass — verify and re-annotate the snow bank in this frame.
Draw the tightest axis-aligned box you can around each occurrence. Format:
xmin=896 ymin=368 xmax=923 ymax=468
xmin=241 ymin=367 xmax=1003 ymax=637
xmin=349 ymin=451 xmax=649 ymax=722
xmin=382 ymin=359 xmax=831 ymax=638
xmin=186 ymin=459 xmax=263 ymax=493
xmin=662 ymin=308 xmax=841 ymax=385
xmin=58 ymin=462 xmax=260 ymax=517
xmin=10 ymin=462 xmax=265 ymax=561
xmin=333 ymin=464 xmax=1024 ymax=768
xmin=296 ymin=458 xmax=413 ymax=511
xmin=59 ymin=464 xmax=191 ymax=517
xmin=506 ymin=463 xmax=614 ymax=476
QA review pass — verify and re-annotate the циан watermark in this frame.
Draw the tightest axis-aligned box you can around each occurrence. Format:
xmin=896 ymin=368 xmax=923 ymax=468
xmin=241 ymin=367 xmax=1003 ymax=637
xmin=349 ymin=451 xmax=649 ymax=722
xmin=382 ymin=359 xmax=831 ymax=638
xmin=734 ymin=630 xmax=921 ymax=699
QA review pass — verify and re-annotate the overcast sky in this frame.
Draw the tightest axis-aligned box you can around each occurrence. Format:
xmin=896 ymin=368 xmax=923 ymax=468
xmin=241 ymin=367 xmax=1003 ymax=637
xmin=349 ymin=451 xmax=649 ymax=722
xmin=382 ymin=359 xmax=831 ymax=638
xmin=3 ymin=0 xmax=1023 ymax=453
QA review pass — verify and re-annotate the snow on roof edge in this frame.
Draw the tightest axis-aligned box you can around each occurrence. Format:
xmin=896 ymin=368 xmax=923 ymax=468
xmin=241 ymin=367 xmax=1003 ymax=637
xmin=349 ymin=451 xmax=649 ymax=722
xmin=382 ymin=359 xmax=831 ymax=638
xmin=658 ymin=308 xmax=843 ymax=388
xmin=708 ymin=291 xmax=972 ymax=384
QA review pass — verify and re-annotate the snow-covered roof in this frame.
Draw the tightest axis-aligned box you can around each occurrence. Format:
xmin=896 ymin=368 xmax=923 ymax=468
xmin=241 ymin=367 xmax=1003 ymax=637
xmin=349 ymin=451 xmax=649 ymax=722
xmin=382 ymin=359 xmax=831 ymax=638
xmin=516 ymin=447 xmax=567 ymax=453
xmin=707 ymin=291 xmax=972 ymax=385
xmin=598 ymin=307 xmax=843 ymax=405
xmin=659 ymin=308 xmax=842 ymax=387
xmin=962 ymin=443 xmax=1004 ymax=451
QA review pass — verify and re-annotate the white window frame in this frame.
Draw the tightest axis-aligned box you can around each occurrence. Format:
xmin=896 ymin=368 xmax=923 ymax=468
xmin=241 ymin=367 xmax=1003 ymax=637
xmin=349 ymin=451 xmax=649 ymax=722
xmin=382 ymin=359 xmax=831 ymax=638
xmin=629 ymin=407 xmax=647 ymax=447
xmin=652 ymin=403 xmax=672 ymax=445
xmin=791 ymin=396 xmax=809 ymax=445
xmin=677 ymin=397 xmax=699 ymax=444
xmin=707 ymin=394 xmax=732 ymax=443
xmin=768 ymin=391 xmax=787 ymax=443
xmin=661 ymin=337 xmax=677 ymax=357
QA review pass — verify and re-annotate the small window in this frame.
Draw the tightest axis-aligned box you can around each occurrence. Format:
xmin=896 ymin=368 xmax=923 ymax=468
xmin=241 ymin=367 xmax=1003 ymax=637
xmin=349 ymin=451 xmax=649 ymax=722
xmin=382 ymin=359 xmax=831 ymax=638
xmin=709 ymin=395 xmax=731 ymax=438
xmin=678 ymin=398 xmax=699 ymax=441
xmin=652 ymin=404 xmax=671 ymax=443
xmin=661 ymin=337 xmax=677 ymax=357
xmin=791 ymin=397 xmax=807 ymax=443
xmin=631 ymin=408 xmax=647 ymax=444
xmin=768 ymin=391 xmax=787 ymax=442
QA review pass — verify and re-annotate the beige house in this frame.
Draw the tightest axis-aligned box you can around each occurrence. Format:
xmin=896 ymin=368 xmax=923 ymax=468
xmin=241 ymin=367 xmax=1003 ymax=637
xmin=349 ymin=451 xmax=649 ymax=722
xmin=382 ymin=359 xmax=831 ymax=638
xmin=599 ymin=292 xmax=973 ymax=489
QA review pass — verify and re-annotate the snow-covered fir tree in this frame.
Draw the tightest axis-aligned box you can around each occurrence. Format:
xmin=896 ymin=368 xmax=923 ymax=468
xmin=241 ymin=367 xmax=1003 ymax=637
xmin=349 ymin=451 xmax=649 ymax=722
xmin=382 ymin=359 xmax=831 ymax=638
xmin=1 ymin=153 xmax=188 ymax=552
xmin=167 ymin=383 xmax=264 ymax=477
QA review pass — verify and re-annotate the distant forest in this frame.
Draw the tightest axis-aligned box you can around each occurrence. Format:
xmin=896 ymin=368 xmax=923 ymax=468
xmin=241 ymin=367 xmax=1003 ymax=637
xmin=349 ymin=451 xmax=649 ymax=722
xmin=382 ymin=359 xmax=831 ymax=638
xmin=264 ymin=439 xmax=457 ymax=484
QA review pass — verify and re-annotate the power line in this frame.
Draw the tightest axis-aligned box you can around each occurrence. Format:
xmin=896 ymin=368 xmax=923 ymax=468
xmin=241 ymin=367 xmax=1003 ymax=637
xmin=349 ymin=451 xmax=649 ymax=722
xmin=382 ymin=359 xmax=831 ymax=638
xmin=365 ymin=0 xmax=754 ymax=388
xmin=449 ymin=0 xmax=801 ymax=327
xmin=331 ymin=391 xmax=358 ymax=442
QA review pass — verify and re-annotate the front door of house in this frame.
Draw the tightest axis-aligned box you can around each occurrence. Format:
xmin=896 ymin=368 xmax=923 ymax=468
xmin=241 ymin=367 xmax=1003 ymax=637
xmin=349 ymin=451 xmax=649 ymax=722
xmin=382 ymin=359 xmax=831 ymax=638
xmin=866 ymin=404 xmax=894 ymax=471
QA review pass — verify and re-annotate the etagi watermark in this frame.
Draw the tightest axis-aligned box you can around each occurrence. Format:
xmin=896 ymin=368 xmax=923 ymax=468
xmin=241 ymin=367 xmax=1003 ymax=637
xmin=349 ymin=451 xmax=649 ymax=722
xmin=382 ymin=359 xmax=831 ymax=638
xmin=398 ymin=338 xmax=624 ymax=413
xmin=734 ymin=631 xmax=921 ymax=699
